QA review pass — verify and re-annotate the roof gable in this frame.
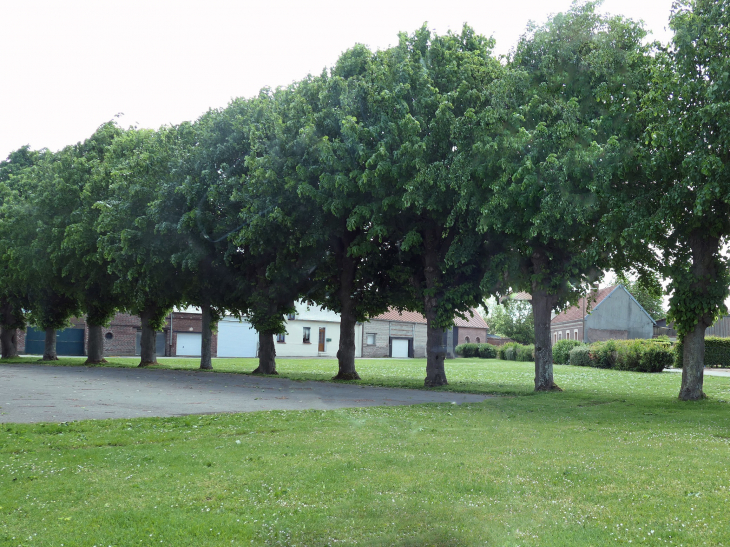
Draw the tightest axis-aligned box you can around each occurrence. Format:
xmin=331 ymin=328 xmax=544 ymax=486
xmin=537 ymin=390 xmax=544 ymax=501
xmin=551 ymin=285 xmax=658 ymax=326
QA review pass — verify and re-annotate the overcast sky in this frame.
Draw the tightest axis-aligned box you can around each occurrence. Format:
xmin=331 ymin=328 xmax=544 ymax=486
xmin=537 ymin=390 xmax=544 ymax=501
xmin=0 ymin=0 xmax=675 ymax=161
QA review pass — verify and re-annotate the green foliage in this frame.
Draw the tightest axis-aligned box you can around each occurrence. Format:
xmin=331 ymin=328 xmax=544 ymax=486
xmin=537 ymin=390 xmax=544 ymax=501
xmin=455 ymin=342 xmax=497 ymax=359
xmin=675 ymin=336 xmax=730 ymax=369
xmin=496 ymin=341 xmax=533 ymax=362
xmin=589 ymin=340 xmax=618 ymax=369
xmin=566 ymin=339 xmax=673 ymax=372
xmin=485 ymin=298 xmax=534 ymax=345
xmin=569 ymin=345 xmax=592 ymax=367
xmin=553 ymin=339 xmax=584 ymax=365
xmin=477 ymin=343 xmax=498 ymax=359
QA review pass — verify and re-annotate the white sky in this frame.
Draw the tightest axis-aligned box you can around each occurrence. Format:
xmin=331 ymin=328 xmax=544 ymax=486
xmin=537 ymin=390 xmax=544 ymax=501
xmin=0 ymin=0 xmax=674 ymax=161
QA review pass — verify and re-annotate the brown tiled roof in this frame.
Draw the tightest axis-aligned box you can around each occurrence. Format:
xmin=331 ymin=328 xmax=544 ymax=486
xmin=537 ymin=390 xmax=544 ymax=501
xmin=371 ymin=309 xmax=427 ymax=324
xmin=370 ymin=307 xmax=487 ymax=328
xmin=551 ymin=286 xmax=617 ymax=325
xmin=453 ymin=310 xmax=488 ymax=329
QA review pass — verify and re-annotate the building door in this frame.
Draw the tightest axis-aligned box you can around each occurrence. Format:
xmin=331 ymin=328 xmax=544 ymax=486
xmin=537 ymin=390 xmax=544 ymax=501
xmin=318 ymin=328 xmax=325 ymax=352
xmin=25 ymin=327 xmax=85 ymax=356
xmin=391 ymin=338 xmax=409 ymax=358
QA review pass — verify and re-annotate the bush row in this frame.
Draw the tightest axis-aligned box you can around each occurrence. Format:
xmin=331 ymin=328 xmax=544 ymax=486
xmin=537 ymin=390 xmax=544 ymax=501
xmin=497 ymin=342 xmax=534 ymax=362
xmin=674 ymin=336 xmax=730 ymax=368
xmin=566 ymin=339 xmax=673 ymax=373
xmin=455 ymin=343 xmax=498 ymax=359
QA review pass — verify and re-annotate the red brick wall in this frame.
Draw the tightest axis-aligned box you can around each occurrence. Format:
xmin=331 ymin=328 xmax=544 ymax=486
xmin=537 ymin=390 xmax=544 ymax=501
xmin=457 ymin=327 xmax=488 ymax=345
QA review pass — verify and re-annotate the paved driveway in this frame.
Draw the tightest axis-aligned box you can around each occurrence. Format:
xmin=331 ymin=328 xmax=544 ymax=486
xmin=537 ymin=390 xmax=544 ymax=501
xmin=0 ymin=363 xmax=488 ymax=423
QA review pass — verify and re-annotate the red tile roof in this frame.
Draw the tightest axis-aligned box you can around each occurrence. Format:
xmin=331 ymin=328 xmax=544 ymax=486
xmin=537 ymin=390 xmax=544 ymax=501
xmin=504 ymin=291 xmax=532 ymax=302
xmin=551 ymin=286 xmax=617 ymax=325
xmin=371 ymin=309 xmax=427 ymax=324
xmin=370 ymin=307 xmax=487 ymax=328
xmin=453 ymin=309 xmax=488 ymax=329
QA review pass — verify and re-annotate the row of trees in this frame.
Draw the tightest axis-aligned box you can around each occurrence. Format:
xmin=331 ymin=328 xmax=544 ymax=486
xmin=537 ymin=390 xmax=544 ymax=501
xmin=1 ymin=1 xmax=727 ymax=400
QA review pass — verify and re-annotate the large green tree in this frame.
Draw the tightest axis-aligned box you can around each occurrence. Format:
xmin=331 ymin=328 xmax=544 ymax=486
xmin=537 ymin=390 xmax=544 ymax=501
xmin=618 ymin=0 xmax=730 ymax=400
xmin=96 ymin=126 xmax=190 ymax=366
xmin=359 ymin=25 xmax=505 ymax=386
xmin=474 ymin=2 xmax=652 ymax=391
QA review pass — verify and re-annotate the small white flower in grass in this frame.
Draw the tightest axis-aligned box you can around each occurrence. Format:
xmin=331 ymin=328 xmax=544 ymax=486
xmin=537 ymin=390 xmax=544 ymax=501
xmin=236 ymin=440 xmax=241 ymax=444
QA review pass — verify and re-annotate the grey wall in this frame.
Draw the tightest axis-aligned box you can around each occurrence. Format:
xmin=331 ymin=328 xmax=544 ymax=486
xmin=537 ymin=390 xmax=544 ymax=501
xmin=585 ymin=287 xmax=654 ymax=341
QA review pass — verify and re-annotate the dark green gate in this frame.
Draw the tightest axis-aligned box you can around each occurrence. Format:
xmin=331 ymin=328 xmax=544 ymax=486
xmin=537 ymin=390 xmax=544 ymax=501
xmin=25 ymin=327 xmax=85 ymax=356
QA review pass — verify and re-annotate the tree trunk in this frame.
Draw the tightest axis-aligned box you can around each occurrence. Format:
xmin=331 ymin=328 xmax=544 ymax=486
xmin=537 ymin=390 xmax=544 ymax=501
xmin=139 ymin=308 xmax=158 ymax=367
xmin=680 ymin=322 xmax=706 ymax=400
xmin=334 ymin=253 xmax=360 ymax=380
xmin=86 ymin=324 xmax=107 ymax=365
xmin=1 ymin=300 xmax=20 ymax=358
xmin=200 ymin=302 xmax=213 ymax=370
xmin=678 ymin=231 xmax=719 ymax=400
xmin=252 ymin=331 xmax=277 ymax=375
xmin=335 ymin=306 xmax=360 ymax=380
xmin=422 ymin=236 xmax=447 ymax=387
xmin=531 ymin=289 xmax=561 ymax=391
xmin=43 ymin=328 xmax=58 ymax=361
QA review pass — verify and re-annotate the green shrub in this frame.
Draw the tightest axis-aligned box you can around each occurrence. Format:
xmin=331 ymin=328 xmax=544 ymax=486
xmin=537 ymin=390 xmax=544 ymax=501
xmin=498 ymin=342 xmax=520 ymax=360
xmin=455 ymin=343 xmax=479 ymax=358
xmin=589 ymin=340 xmax=617 ymax=369
xmin=516 ymin=344 xmax=535 ymax=362
xmin=564 ymin=338 xmax=674 ymax=372
xmin=675 ymin=336 xmax=730 ymax=368
xmin=553 ymin=339 xmax=583 ymax=365
xmin=569 ymin=345 xmax=591 ymax=367
xmin=477 ymin=343 xmax=498 ymax=359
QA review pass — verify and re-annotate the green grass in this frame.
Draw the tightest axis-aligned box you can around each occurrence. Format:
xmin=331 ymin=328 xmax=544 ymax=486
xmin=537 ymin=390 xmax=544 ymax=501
xmin=2 ymin=358 xmax=730 ymax=546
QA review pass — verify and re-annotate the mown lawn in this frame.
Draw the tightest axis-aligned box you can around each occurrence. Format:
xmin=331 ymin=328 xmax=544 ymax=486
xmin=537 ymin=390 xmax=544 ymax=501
xmin=1 ymin=357 xmax=730 ymax=546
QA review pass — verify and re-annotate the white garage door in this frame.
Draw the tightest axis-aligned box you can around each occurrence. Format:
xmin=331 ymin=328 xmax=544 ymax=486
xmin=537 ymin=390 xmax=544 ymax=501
xmin=217 ymin=320 xmax=258 ymax=358
xmin=392 ymin=338 xmax=409 ymax=358
xmin=176 ymin=333 xmax=202 ymax=357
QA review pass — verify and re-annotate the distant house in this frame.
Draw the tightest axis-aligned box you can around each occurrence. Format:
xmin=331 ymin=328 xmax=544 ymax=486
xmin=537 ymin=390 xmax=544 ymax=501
xmin=362 ymin=307 xmax=486 ymax=358
xmin=551 ymin=285 xmax=656 ymax=344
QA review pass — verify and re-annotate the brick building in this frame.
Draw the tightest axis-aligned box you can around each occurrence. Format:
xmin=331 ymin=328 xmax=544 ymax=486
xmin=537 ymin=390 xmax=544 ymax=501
xmin=15 ymin=311 xmax=217 ymax=358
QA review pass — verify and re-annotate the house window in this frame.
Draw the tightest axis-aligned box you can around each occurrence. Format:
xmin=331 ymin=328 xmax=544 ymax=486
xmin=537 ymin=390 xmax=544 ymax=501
xmin=566 ymin=330 xmax=570 ymax=340
xmin=303 ymin=327 xmax=311 ymax=344
xmin=276 ymin=333 xmax=285 ymax=343
xmin=366 ymin=333 xmax=376 ymax=345
xmin=286 ymin=313 xmax=296 ymax=320
xmin=465 ymin=336 xmax=470 ymax=343
xmin=476 ymin=337 xmax=481 ymax=343
xmin=558 ymin=332 xmax=562 ymax=341
xmin=574 ymin=329 xmax=579 ymax=341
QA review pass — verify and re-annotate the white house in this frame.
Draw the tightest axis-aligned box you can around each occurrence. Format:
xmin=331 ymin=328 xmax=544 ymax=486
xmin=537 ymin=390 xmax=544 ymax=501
xmin=215 ymin=302 xmax=363 ymax=358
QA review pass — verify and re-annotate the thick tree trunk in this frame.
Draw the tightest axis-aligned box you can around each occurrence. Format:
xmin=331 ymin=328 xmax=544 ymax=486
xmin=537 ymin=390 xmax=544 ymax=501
xmin=334 ymin=253 xmax=360 ymax=380
xmin=422 ymin=238 xmax=447 ymax=387
xmin=335 ymin=306 xmax=360 ymax=380
xmin=678 ymin=231 xmax=719 ymax=400
xmin=86 ymin=324 xmax=106 ymax=365
xmin=424 ymin=319 xmax=448 ymax=387
xmin=43 ymin=328 xmax=58 ymax=361
xmin=680 ymin=322 xmax=706 ymax=400
xmin=252 ymin=331 xmax=277 ymax=375
xmin=1 ymin=300 xmax=20 ymax=358
xmin=139 ymin=308 xmax=158 ymax=367
xmin=531 ymin=289 xmax=561 ymax=391
xmin=200 ymin=302 xmax=213 ymax=370
xmin=1 ymin=327 xmax=19 ymax=359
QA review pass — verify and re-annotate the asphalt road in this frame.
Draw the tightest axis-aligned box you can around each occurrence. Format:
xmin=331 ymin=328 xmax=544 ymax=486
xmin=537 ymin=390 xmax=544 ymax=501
xmin=0 ymin=363 xmax=489 ymax=423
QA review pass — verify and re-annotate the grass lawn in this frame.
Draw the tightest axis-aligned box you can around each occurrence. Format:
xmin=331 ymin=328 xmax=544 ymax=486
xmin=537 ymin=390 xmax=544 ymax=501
xmin=2 ymin=357 xmax=730 ymax=546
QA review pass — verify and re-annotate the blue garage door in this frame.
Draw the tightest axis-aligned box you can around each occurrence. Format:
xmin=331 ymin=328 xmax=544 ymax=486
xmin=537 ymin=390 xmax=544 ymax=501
xmin=25 ymin=327 xmax=85 ymax=356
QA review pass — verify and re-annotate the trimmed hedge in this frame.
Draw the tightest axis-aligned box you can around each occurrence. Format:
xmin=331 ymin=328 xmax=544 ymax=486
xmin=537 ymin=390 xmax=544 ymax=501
xmin=674 ymin=336 xmax=730 ymax=368
xmin=478 ymin=343 xmax=498 ymax=359
xmin=569 ymin=345 xmax=591 ymax=367
xmin=565 ymin=338 xmax=673 ymax=373
xmin=497 ymin=342 xmax=534 ymax=362
xmin=455 ymin=343 xmax=498 ymax=359
xmin=553 ymin=339 xmax=584 ymax=365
